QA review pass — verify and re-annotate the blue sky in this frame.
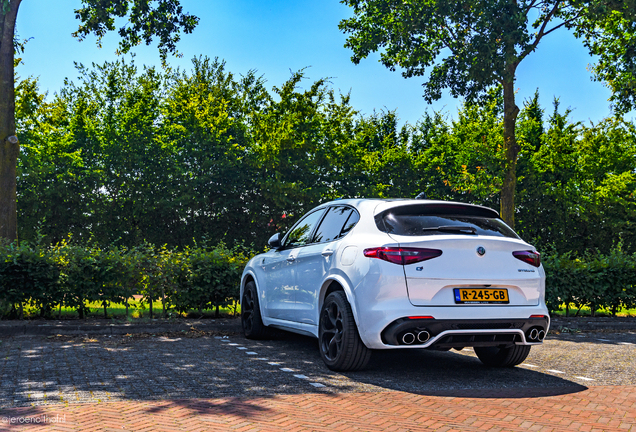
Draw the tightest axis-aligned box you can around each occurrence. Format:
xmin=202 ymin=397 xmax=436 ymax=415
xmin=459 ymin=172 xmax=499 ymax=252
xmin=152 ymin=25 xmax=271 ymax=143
xmin=15 ymin=0 xmax=631 ymax=126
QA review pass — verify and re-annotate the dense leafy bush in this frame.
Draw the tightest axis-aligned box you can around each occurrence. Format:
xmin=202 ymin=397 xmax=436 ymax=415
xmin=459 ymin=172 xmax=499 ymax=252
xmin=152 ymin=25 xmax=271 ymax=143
xmin=0 ymin=240 xmax=250 ymax=319
xmin=0 ymin=240 xmax=60 ymax=318
xmin=543 ymin=247 xmax=636 ymax=315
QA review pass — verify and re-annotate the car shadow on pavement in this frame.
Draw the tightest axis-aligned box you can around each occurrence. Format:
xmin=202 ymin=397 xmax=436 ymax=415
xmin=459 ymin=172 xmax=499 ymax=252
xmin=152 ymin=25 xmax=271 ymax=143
xmin=258 ymin=332 xmax=590 ymax=399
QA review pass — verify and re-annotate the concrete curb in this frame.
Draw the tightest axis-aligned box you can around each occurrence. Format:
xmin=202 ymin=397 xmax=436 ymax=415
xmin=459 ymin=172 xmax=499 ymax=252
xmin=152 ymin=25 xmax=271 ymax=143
xmin=1 ymin=316 xmax=634 ymax=337
xmin=0 ymin=319 xmax=242 ymax=337
xmin=550 ymin=316 xmax=636 ymax=332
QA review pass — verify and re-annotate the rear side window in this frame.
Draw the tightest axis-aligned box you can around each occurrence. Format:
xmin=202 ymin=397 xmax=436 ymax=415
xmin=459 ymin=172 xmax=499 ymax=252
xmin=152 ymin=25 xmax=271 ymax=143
xmin=312 ymin=206 xmax=359 ymax=243
xmin=375 ymin=204 xmax=519 ymax=239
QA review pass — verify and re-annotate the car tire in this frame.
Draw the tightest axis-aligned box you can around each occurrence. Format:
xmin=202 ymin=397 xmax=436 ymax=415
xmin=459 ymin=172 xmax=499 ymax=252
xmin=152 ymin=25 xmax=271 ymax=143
xmin=241 ymin=281 xmax=270 ymax=339
xmin=474 ymin=345 xmax=531 ymax=367
xmin=319 ymin=291 xmax=371 ymax=371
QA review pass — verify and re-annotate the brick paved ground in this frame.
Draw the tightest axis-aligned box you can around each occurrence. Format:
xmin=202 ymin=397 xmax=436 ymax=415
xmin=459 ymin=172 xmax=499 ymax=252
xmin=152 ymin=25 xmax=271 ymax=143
xmin=1 ymin=385 xmax=635 ymax=431
xmin=0 ymin=330 xmax=634 ymax=430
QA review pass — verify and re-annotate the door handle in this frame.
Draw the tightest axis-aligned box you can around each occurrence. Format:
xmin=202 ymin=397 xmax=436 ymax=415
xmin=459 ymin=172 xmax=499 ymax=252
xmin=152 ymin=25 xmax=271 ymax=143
xmin=286 ymin=256 xmax=296 ymax=262
xmin=321 ymin=250 xmax=334 ymax=257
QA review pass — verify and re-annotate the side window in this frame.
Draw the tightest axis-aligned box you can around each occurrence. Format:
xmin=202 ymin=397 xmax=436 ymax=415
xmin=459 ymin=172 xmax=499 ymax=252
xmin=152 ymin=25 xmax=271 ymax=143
xmin=312 ymin=206 xmax=359 ymax=243
xmin=340 ymin=210 xmax=359 ymax=237
xmin=283 ymin=209 xmax=326 ymax=247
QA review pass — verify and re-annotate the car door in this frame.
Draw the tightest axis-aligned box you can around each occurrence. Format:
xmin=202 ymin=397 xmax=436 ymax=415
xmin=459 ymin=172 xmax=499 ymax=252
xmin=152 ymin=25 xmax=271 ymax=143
xmin=262 ymin=208 xmax=326 ymax=321
xmin=294 ymin=206 xmax=359 ymax=325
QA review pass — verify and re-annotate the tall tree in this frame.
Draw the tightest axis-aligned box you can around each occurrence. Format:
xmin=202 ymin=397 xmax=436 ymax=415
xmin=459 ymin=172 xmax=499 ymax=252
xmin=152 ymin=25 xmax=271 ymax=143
xmin=339 ymin=0 xmax=636 ymax=228
xmin=0 ymin=0 xmax=198 ymax=241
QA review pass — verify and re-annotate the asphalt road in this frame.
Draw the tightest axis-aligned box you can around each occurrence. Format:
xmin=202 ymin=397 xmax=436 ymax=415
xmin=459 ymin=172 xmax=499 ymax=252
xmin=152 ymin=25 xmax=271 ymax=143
xmin=0 ymin=329 xmax=634 ymax=408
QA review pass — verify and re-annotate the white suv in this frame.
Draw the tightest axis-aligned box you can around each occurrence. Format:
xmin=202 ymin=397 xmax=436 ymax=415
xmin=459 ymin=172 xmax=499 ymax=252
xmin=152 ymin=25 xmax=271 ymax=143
xmin=240 ymin=198 xmax=549 ymax=371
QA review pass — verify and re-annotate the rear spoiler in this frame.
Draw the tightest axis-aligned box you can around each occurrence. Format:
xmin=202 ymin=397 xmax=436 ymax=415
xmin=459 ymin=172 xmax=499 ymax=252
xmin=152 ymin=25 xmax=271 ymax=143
xmin=374 ymin=203 xmax=500 ymax=233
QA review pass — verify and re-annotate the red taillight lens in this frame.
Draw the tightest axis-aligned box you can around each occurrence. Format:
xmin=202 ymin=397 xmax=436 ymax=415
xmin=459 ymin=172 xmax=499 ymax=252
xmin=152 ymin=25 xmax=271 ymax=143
xmin=513 ymin=250 xmax=541 ymax=267
xmin=363 ymin=247 xmax=442 ymax=265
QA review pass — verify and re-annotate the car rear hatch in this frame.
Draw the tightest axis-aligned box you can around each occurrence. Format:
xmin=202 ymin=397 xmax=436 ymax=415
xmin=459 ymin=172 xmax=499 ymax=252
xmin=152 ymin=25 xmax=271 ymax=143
xmin=375 ymin=202 xmax=542 ymax=307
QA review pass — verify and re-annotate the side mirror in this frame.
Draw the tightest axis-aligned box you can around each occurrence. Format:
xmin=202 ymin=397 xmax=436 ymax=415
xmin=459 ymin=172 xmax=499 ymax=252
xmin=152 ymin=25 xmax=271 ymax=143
xmin=268 ymin=233 xmax=281 ymax=248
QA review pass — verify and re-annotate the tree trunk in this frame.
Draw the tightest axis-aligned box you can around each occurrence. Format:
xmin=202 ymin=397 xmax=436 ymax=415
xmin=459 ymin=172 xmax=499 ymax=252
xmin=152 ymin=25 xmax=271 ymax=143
xmin=0 ymin=0 xmax=22 ymax=242
xmin=162 ymin=289 xmax=166 ymax=319
xmin=501 ymin=78 xmax=520 ymax=229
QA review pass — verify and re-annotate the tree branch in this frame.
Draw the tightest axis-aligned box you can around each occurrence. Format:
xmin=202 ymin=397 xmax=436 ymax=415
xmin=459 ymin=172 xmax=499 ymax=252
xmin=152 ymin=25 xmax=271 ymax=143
xmin=516 ymin=0 xmax=562 ymax=65
xmin=524 ymin=0 xmax=539 ymax=14
xmin=542 ymin=13 xmax=582 ymax=37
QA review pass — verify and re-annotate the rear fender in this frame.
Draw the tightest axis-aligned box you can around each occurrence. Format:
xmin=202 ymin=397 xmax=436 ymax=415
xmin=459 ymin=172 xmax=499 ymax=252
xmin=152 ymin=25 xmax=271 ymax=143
xmin=240 ymin=270 xmax=266 ymax=319
xmin=318 ymin=275 xmax=360 ymax=329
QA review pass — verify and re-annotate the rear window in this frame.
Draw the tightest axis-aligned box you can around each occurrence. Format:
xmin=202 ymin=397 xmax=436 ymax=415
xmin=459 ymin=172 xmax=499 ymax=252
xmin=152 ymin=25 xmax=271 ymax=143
xmin=375 ymin=204 xmax=519 ymax=239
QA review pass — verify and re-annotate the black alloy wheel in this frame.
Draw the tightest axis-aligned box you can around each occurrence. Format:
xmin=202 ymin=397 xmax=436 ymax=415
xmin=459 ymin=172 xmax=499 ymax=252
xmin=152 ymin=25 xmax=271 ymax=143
xmin=319 ymin=291 xmax=371 ymax=371
xmin=241 ymin=281 xmax=269 ymax=339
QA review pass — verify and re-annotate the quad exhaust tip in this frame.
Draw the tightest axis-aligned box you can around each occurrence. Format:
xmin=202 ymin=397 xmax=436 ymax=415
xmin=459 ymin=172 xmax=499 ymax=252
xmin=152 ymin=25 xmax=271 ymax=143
xmin=527 ymin=328 xmax=546 ymax=342
xmin=417 ymin=330 xmax=430 ymax=343
xmin=402 ymin=332 xmax=416 ymax=345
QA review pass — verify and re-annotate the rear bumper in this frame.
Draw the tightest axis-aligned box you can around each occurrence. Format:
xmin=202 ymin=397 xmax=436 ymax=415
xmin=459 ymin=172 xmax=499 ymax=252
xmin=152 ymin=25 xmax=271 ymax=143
xmin=380 ymin=316 xmax=549 ymax=348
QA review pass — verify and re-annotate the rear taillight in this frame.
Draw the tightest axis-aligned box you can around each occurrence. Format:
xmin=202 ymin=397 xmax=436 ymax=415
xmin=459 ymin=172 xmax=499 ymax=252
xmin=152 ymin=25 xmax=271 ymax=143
xmin=513 ymin=250 xmax=541 ymax=267
xmin=363 ymin=247 xmax=442 ymax=265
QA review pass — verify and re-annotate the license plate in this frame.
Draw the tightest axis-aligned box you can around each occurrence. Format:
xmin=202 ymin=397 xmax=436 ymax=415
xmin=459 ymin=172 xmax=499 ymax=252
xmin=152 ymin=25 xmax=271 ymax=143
xmin=454 ymin=288 xmax=509 ymax=304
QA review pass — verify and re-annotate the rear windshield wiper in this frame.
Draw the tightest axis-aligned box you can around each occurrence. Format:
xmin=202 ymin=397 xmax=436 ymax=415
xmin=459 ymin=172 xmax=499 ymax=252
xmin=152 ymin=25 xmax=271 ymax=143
xmin=420 ymin=225 xmax=477 ymax=234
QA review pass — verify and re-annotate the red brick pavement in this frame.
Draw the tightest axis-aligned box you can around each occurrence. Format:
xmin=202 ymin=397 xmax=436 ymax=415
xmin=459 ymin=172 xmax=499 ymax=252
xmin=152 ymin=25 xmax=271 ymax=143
xmin=1 ymin=386 xmax=635 ymax=431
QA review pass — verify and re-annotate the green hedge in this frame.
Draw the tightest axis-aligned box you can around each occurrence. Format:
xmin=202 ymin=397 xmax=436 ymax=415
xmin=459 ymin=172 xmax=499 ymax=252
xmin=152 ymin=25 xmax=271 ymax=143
xmin=2 ymin=240 xmax=635 ymax=318
xmin=0 ymin=240 xmax=250 ymax=319
xmin=543 ymin=248 xmax=636 ymax=315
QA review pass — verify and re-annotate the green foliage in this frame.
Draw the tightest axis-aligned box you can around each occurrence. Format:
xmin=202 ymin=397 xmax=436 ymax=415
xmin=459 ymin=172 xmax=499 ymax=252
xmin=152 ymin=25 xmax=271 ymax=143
xmin=171 ymin=242 xmax=248 ymax=316
xmin=543 ymin=246 xmax=636 ymax=315
xmin=14 ymin=59 xmax=636 ymax=255
xmin=0 ymin=239 xmax=60 ymax=317
xmin=72 ymin=0 xmax=199 ymax=65
xmin=0 ymin=239 xmax=250 ymax=319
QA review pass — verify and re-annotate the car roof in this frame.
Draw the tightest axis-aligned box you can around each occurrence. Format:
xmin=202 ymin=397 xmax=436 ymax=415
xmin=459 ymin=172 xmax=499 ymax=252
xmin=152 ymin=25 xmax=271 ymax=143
xmin=318 ymin=198 xmax=500 ymax=218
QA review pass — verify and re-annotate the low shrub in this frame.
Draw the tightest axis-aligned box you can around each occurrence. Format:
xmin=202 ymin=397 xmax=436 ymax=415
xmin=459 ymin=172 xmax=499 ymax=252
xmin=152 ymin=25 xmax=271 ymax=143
xmin=543 ymin=247 xmax=636 ymax=315
xmin=0 ymin=239 xmax=253 ymax=319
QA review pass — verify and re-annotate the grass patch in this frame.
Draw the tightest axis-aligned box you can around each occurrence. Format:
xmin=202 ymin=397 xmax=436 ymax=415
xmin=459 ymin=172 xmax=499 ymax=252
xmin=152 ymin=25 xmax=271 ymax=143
xmin=552 ymin=304 xmax=636 ymax=317
xmin=19 ymin=299 xmax=240 ymax=320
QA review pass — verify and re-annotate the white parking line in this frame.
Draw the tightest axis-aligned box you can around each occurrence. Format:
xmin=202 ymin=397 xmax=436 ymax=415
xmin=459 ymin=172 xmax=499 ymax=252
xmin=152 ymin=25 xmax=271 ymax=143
xmin=575 ymin=376 xmax=595 ymax=381
xmin=618 ymin=342 xmax=633 ymax=345
xmin=310 ymin=382 xmax=326 ymax=388
xmin=237 ymin=347 xmax=247 ymax=350
xmin=293 ymin=374 xmax=308 ymax=379
xmin=280 ymin=368 xmax=294 ymax=372
xmin=547 ymin=369 xmax=565 ymax=374
xmin=246 ymin=352 xmax=258 ymax=355
xmin=228 ymin=343 xmax=239 ymax=346
xmin=596 ymin=338 xmax=610 ymax=342
xmin=268 ymin=362 xmax=280 ymax=365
